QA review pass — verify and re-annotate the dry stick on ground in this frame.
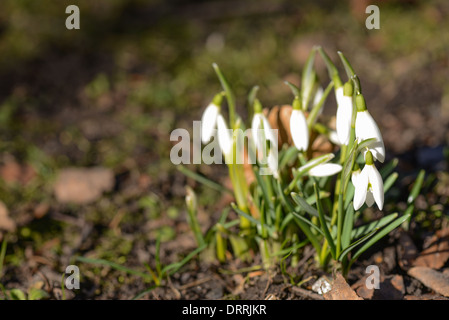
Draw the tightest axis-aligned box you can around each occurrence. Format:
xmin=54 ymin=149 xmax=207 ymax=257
xmin=290 ymin=286 xmax=324 ymax=300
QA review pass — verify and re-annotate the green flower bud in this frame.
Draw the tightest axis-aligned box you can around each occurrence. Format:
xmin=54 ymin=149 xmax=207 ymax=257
xmin=355 ymin=94 xmax=367 ymax=112
xmin=343 ymin=81 xmax=354 ymax=97
xmin=292 ymin=96 xmax=302 ymax=111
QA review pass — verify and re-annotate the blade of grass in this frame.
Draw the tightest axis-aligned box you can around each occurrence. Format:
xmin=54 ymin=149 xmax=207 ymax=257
xmin=178 ymin=165 xmax=232 ymax=194
xmin=76 ymin=256 xmax=153 ymax=282
xmin=162 ymin=243 xmax=207 ymax=276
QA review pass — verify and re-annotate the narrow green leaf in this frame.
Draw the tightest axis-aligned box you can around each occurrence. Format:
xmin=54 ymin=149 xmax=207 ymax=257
xmin=291 ymin=211 xmax=325 ymax=237
xmin=212 ymin=63 xmax=236 ymax=127
xmin=284 ymin=80 xmax=301 ymax=97
xmin=379 ymin=158 xmax=398 ymax=179
xmin=76 ymin=256 xmax=153 ymax=282
xmin=291 ymin=192 xmax=318 ymax=217
xmin=351 ymin=212 xmax=398 ymax=239
xmin=314 ymin=184 xmax=336 ymax=259
xmin=279 ymin=146 xmax=299 ymax=170
xmin=339 ymin=228 xmax=378 ymax=261
xmin=350 ymin=213 xmax=411 ymax=264
xmin=301 ymin=47 xmax=317 ymax=108
xmin=317 ymin=46 xmax=342 ymax=87
xmin=307 ymin=81 xmax=334 ymax=128
xmin=407 ymin=169 xmax=426 ymax=204
xmin=231 ymin=203 xmax=276 ymax=237
xmin=356 ymin=138 xmax=376 ymax=153
xmin=341 ymin=202 xmax=355 ymax=249
xmin=384 ymin=172 xmax=398 ymax=193
xmin=277 ymin=181 xmax=321 ymax=253
xmin=162 ymin=244 xmax=207 ymax=276
xmin=247 ymin=85 xmax=260 ymax=113
xmin=337 ymin=51 xmax=356 ymax=79
xmin=178 ymin=165 xmax=233 ymax=194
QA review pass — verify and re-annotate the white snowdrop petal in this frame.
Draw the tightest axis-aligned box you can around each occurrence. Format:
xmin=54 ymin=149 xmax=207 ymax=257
xmin=335 ymin=87 xmax=353 ymax=145
xmin=201 ymin=103 xmax=219 ymax=143
xmin=367 ymin=164 xmax=384 ymax=210
xmin=355 ymin=111 xmax=385 ymax=163
xmin=353 ymin=167 xmax=369 ymax=210
xmin=309 ymin=163 xmax=342 ymax=177
xmin=290 ymin=109 xmax=309 ymax=151
xmin=351 ymin=170 xmax=361 ymax=186
xmin=216 ymin=114 xmax=232 ymax=156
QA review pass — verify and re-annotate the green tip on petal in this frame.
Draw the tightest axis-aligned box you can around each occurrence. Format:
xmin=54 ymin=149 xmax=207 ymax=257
xmin=343 ymin=81 xmax=353 ymax=97
xmin=365 ymin=150 xmax=374 ymax=165
xmin=355 ymin=94 xmax=367 ymax=112
xmin=292 ymin=96 xmax=302 ymax=110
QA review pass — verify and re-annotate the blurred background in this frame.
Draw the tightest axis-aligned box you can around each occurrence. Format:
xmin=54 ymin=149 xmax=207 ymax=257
xmin=0 ymin=0 xmax=448 ymax=299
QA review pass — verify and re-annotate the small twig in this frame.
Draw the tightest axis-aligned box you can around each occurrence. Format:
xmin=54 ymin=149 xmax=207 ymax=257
xmin=291 ymin=286 xmax=324 ymax=300
xmin=178 ymin=277 xmax=212 ymax=291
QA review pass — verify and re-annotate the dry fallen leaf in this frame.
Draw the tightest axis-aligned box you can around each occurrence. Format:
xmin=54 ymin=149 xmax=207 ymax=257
xmin=397 ymin=230 xmax=419 ymax=271
xmin=0 ymin=159 xmax=36 ymax=186
xmin=0 ymin=201 xmax=16 ymax=232
xmin=413 ymin=227 xmax=449 ymax=269
xmin=53 ymin=167 xmax=114 ymax=204
xmin=323 ymin=272 xmax=363 ymax=300
xmin=408 ymin=266 xmax=449 ymax=297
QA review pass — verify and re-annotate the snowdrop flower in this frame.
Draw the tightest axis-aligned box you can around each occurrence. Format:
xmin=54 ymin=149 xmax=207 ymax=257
xmin=290 ymin=97 xmax=309 ymax=151
xmin=309 ymin=163 xmax=342 ymax=177
xmin=335 ymin=82 xmax=353 ymax=145
xmin=353 ymin=151 xmax=384 ymax=211
xmin=251 ymin=99 xmax=279 ymax=178
xmin=251 ymin=104 xmax=277 ymax=152
xmin=298 ymin=153 xmax=342 ymax=178
xmin=354 ymin=94 xmax=385 ymax=163
xmin=201 ymin=93 xmax=224 ymax=143
xmin=216 ymin=114 xmax=232 ymax=156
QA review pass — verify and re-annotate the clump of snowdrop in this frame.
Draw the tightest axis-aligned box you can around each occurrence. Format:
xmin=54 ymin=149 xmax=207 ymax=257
xmin=182 ymin=47 xmax=423 ymax=275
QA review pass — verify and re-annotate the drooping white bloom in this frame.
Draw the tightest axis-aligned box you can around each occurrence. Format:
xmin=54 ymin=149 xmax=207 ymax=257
xmin=290 ymin=109 xmax=309 ymax=151
xmin=308 ymin=163 xmax=342 ymax=177
xmin=335 ymin=86 xmax=353 ymax=145
xmin=353 ymin=164 xmax=384 ymax=211
xmin=201 ymin=102 xmax=220 ymax=143
xmin=297 ymin=153 xmax=341 ymax=178
xmin=216 ymin=114 xmax=232 ymax=156
xmin=355 ymin=110 xmax=385 ymax=163
xmin=251 ymin=113 xmax=277 ymax=151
